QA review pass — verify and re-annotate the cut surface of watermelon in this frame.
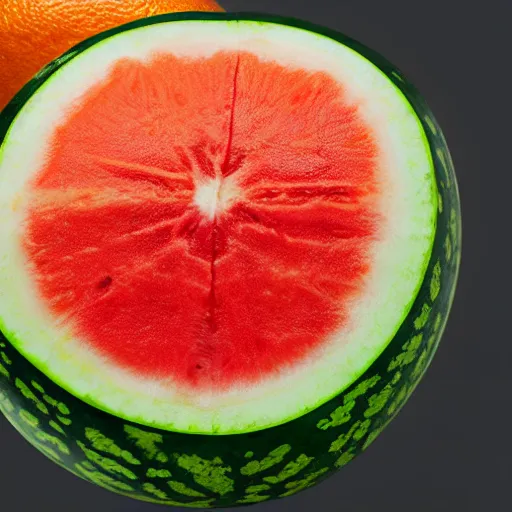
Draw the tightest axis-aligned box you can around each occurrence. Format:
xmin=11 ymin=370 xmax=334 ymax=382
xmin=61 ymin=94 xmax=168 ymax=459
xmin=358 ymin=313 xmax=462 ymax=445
xmin=0 ymin=19 xmax=437 ymax=434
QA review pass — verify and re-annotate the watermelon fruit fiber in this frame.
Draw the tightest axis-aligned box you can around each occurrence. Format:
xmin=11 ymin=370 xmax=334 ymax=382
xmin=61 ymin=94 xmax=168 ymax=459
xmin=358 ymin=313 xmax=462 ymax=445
xmin=0 ymin=11 xmax=461 ymax=508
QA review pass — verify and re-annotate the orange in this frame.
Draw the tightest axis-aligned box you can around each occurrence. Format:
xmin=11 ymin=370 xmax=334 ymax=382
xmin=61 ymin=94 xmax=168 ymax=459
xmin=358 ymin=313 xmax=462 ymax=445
xmin=0 ymin=0 xmax=223 ymax=111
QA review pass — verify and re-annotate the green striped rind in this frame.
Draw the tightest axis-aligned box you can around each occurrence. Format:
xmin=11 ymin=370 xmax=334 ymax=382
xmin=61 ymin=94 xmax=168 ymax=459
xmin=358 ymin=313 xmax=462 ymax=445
xmin=0 ymin=12 xmax=460 ymax=508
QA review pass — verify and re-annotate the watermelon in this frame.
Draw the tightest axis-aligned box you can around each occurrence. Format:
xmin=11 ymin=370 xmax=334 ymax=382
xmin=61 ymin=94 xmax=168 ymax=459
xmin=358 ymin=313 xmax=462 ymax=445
xmin=0 ymin=12 xmax=461 ymax=508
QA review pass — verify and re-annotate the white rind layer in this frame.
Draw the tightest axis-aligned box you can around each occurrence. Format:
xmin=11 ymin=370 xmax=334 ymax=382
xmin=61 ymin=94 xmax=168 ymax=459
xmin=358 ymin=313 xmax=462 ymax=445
xmin=0 ymin=19 xmax=436 ymax=434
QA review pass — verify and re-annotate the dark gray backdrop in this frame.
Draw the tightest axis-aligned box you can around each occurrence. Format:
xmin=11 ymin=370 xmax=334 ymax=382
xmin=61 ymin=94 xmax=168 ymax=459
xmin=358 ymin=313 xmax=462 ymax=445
xmin=0 ymin=0 xmax=507 ymax=511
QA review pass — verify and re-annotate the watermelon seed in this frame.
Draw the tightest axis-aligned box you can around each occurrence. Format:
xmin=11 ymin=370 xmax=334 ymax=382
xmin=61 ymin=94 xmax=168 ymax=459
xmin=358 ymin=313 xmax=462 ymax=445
xmin=97 ymin=276 xmax=112 ymax=290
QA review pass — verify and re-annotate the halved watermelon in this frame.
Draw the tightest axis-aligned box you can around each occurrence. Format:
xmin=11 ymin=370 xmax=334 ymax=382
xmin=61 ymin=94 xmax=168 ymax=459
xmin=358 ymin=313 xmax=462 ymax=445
xmin=0 ymin=12 xmax=460 ymax=508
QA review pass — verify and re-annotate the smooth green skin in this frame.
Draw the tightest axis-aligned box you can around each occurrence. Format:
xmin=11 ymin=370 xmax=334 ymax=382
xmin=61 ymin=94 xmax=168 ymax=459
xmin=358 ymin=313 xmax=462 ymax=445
xmin=0 ymin=12 xmax=461 ymax=509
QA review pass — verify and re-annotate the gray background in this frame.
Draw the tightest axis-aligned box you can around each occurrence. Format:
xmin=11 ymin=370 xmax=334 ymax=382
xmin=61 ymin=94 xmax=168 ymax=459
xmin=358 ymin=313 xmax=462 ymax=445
xmin=0 ymin=0 xmax=508 ymax=510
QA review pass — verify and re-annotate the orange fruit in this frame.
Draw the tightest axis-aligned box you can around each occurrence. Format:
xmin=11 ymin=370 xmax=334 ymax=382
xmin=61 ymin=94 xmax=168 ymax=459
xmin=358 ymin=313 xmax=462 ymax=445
xmin=0 ymin=0 xmax=223 ymax=111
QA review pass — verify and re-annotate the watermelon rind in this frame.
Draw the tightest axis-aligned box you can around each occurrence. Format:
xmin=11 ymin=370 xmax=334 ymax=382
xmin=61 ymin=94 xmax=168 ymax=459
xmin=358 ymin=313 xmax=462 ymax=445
xmin=0 ymin=12 xmax=460 ymax=508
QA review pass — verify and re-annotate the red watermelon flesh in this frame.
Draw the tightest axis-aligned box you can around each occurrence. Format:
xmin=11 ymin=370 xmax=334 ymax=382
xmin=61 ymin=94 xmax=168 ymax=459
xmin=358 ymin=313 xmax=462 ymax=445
xmin=23 ymin=50 xmax=380 ymax=392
